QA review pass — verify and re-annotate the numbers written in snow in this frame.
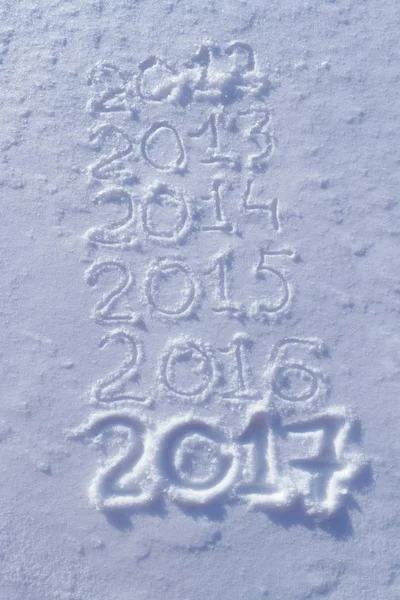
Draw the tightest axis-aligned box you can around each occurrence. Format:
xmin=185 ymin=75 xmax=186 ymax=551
xmin=90 ymin=329 xmax=146 ymax=406
xmin=144 ymin=258 xmax=202 ymax=321
xmin=78 ymin=43 xmax=369 ymax=523
xmin=88 ymin=41 xmax=270 ymax=111
xmin=84 ymin=251 xmax=296 ymax=325
xmin=86 ymin=334 xmax=329 ymax=409
xmin=141 ymin=183 xmax=195 ymax=245
xmin=159 ymin=337 xmax=220 ymax=404
xmin=204 ymin=248 xmax=296 ymax=320
xmin=85 ymin=260 xmax=142 ymax=325
xmin=85 ymin=184 xmax=197 ymax=249
xmin=86 ymin=41 xmax=274 ymax=179
xmin=141 ymin=122 xmax=187 ymax=173
xmin=87 ymin=112 xmax=274 ymax=181
xmin=70 ymin=406 xmax=365 ymax=517
xmin=85 ymin=180 xmax=280 ymax=251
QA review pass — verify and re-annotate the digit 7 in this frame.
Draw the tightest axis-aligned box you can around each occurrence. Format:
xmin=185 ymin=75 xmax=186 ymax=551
xmin=282 ymin=408 xmax=365 ymax=517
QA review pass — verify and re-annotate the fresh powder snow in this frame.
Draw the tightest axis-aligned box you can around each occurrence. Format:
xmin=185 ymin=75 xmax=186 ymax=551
xmin=0 ymin=1 xmax=398 ymax=599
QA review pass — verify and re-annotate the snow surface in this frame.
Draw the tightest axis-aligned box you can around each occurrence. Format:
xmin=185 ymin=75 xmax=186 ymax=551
xmin=0 ymin=0 xmax=399 ymax=598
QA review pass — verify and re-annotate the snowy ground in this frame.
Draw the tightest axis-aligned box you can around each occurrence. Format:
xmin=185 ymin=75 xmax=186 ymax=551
xmin=0 ymin=1 xmax=399 ymax=598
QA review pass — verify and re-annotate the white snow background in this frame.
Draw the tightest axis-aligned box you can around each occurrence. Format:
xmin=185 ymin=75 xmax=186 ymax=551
xmin=0 ymin=0 xmax=399 ymax=598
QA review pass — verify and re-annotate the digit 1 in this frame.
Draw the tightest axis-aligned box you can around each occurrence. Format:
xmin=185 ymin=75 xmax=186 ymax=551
xmin=201 ymin=179 xmax=233 ymax=233
xmin=188 ymin=112 xmax=233 ymax=165
xmin=205 ymin=250 xmax=244 ymax=317
xmin=220 ymin=334 xmax=259 ymax=399
xmin=188 ymin=111 xmax=218 ymax=150
xmin=237 ymin=410 xmax=279 ymax=494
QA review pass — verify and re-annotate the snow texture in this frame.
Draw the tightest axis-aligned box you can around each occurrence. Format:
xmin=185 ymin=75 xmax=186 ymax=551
xmin=0 ymin=0 xmax=398 ymax=598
